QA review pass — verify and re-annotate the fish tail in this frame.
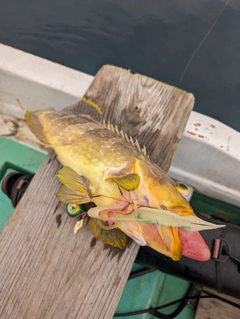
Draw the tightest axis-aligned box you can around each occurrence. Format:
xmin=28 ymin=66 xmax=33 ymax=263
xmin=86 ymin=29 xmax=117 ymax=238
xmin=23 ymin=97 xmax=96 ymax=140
xmin=25 ymin=109 xmax=51 ymax=146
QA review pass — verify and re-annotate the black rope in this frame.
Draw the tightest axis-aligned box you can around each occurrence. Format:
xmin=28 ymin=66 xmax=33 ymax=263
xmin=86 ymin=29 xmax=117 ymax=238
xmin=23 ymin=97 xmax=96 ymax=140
xmin=128 ymin=268 xmax=156 ymax=280
xmin=226 ymin=251 xmax=240 ymax=264
xmin=149 ymin=283 xmax=196 ymax=319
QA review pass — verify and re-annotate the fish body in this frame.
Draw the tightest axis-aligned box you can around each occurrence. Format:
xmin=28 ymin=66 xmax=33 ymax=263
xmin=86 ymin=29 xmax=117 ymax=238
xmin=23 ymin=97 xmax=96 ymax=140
xmin=25 ymin=106 xmax=222 ymax=261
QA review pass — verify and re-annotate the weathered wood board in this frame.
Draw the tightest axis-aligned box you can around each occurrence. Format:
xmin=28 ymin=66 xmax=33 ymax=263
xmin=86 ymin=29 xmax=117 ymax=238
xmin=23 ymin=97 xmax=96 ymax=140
xmin=0 ymin=65 xmax=194 ymax=319
xmin=84 ymin=65 xmax=194 ymax=171
xmin=195 ymin=289 xmax=240 ymax=319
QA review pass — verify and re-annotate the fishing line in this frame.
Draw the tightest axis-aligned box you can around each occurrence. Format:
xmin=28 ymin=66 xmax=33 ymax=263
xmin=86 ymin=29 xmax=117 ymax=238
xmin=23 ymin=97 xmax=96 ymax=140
xmin=68 ymin=212 xmax=88 ymax=223
xmin=179 ymin=0 xmax=230 ymax=83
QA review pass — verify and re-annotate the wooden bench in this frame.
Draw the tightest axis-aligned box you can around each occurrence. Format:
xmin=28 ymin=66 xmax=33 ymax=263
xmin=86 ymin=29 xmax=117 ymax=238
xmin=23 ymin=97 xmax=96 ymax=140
xmin=0 ymin=65 xmax=194 ymax=319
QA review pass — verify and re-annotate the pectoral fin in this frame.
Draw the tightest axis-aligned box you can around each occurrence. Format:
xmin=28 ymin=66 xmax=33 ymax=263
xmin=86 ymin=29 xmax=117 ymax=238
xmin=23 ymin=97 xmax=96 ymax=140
xmin=57 ymin=185 xmax=92 ymax=204
xmin=57 ymin=167 xmax=92 ymax=196
xmin=106 ymin=173 xmax=140 ymax=191
xmin=88 ymin=218 xmax=129 ymax=250
xmin=57 ymin=167 xmax=93 ymax=204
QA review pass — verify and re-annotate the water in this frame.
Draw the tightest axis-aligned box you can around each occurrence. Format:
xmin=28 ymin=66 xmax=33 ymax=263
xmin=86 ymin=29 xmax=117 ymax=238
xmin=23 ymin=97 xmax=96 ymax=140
xmin=0 ymin=0 xmax=240 ymax=131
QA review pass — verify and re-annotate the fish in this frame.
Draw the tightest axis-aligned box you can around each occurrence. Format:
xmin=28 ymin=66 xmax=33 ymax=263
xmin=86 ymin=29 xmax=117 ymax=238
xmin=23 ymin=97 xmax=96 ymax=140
xmin=25 ymin=100 xmax=224 ymax=261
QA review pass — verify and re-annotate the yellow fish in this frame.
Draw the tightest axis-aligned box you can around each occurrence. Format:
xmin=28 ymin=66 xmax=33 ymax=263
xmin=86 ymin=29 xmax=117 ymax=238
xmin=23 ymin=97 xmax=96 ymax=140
xmin=25 ymin=101 xmax=223 ymax=261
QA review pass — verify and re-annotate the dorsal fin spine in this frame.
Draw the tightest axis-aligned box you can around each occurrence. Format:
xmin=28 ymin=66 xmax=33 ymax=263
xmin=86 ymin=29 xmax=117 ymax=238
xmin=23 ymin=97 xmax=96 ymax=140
xmin=102 ymin=120 xmax=148 ymax=158
xmin=115 ymin=125 xmax=120 ymax=135
xmin=135 ymin=139 xmax=141 ymax=152
xmin=129 ymin=136 xmax=134 ymax=146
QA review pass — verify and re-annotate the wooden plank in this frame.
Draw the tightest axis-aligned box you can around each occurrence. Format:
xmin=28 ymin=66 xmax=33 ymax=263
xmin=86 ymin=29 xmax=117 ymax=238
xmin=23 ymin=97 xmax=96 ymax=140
xmin=203 ymin=287 xmax=240 ymax=306
xmin=85 ymin=65 xmax=194 ymax=171
xmin=195 ymin=290 xmax=240 ymax=319
xmin=0 ymin=65 xmax=194 ymax=319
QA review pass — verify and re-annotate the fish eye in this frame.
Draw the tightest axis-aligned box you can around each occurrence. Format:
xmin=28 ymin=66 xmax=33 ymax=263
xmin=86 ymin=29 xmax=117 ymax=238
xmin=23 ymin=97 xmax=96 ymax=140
xmin=175 ymin=183 xmax=189 ymax=198
xmin=66 ymin=203 xmax=85 ymax=217
xmin=177 ymin=183 xmax=188 ymax=190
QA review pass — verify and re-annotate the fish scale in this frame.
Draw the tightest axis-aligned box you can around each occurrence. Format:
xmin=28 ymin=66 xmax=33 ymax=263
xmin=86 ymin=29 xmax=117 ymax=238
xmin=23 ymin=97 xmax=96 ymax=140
xmin=64 ymin=130 xmax=128 ymax=168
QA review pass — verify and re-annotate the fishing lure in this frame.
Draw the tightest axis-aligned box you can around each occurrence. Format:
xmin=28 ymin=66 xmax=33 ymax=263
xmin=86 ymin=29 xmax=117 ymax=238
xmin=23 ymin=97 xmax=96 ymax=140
xmin=66 ymin=203 xmax=86 ymax=217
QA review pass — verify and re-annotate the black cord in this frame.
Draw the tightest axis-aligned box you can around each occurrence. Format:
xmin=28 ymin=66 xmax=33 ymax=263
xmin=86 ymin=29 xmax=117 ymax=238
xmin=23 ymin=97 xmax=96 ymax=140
xmin=149 ymin=283 xmax=197 ymax=319
xmin=122 ymin=268 xmax=197 ymax=319
xmin=128 ymin=268 xmax=156 ymax=280
xmin=114 ymin=284 xmax=196 ymax=318
xmin=226 ymin=251 xmax=240 ymax=264
xmin=114 ymin=292 xmax=240 ymax=317
xmin=123 ymin=268 xmax=196 ymax=319
xmin=117 ymin=248 xmax=240 ymax=318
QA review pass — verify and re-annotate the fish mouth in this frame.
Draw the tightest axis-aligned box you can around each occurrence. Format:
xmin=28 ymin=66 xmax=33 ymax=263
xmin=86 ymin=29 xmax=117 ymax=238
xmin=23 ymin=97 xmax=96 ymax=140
xmin=166 ymin=205 xmax=211 ymax=261
xmin=178 ymin=228 xmax=210 ymax=261
xmin=88 ymin=203 xmax=211 ymax=261
xmin=117 ymin=221 xmax=182 ymax=261
xmin=139 ymin=204 xmax=211 ymax=261
xmin=155 ymin=225 xmax=182 ymax=261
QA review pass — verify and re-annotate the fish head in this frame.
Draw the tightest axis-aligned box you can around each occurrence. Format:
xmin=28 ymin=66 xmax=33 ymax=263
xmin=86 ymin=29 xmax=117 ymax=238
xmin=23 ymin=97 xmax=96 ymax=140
xmin=147 ymin=178 xmax=195 ymax=216
xmin=147 ymin=181 xmax=211 ymax=261
xmin=133 ymin=160 xmax=211 ymax=261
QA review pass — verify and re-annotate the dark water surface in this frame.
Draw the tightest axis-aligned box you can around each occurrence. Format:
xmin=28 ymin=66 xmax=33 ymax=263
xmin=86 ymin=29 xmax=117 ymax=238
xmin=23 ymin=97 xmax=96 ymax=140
xmin=0 ymin=0 xmax=240 ymax=131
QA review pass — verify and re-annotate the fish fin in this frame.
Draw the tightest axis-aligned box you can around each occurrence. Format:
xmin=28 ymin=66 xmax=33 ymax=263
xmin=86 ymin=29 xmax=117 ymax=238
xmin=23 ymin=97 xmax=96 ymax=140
xmin=65 ymin=98 xmax=148 ymax=157
xmin=103 ymin=120 xmax=148 ymax=157
xmin=25 ymin=109 xmax=52 ymax=146
xmin=57 ymin=167 xmax=93 ymax=197
xmin=57 ymin=185 xmax=91 ymax=204
xmin=88 ymin=218 xmax=129 ymax=250
xmin=106 ymin=173 xmax=140 ymax=191
xmin=64 ymin=97 xmax=102 ymax=122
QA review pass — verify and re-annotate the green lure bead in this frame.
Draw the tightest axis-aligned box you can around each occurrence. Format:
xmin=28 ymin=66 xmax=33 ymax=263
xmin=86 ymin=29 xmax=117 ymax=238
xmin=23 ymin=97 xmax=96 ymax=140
xmin=66 ymin=203 xmax=86 ymax=217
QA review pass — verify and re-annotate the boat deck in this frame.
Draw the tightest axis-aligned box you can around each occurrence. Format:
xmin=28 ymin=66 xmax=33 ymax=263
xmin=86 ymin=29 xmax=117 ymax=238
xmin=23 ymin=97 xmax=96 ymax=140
xmin=1 ymin=44 xmax=240 ymax=318
xmin=1 ymin=117 xmax=240 ymax=319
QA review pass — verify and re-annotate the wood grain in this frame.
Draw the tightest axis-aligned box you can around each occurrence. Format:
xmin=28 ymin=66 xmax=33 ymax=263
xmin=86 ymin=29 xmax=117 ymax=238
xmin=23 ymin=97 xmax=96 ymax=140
xmin=84 ymin=65 xmax=194 ymax=171
xmin=0 ymin=65 xmax=194 ymax=319
xmin=195 ymin=291 xmax=240 ymax=319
